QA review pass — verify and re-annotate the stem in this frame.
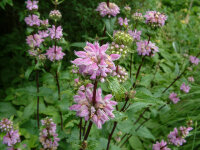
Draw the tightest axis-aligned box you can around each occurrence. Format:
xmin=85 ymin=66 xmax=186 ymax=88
xmin=35 ymin=60 xmax=40 ymax=129
xmin=106 ymin=0 xmax=109 ymax=7
xmin=106 ymin=121 xmax=118 ymax=150
xmin=130 ymin=54 xmax=133 ymax=78
xmin=134 ymin=106 xmax=150 ymax=124
xmin=83 ymin=121 xmax=93 ymax=141
xmin=83 ymin=121 xmax=88 ymax=136
xmin=92 ymin=80 xmax=98 ymax=105
xmin=79 ymin=118 xmax=82 ymax=140
xmin=132 ymin=56 xmax=145 ymax=88
xmin=55 ymin=71 xmax=63 ymax=130
xmin=120 ymin=95 xmax=129 ymax=112
xmin=120 ymin=134 xmax=132 ymax=148
xmin=135 ymin=118 xmax=150 ymax=132
xmin=101 ymin=27 xmax=106 ymax=45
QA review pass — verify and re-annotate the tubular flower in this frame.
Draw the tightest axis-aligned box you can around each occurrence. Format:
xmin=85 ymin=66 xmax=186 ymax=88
xmin=26 ymin=34 xmax=44 ymax=48
xmin=112 ymin=65 xmax=128 ymax=83
xmin=180 ymin=83 xmax=190 ymax=93
xmin=168 ymin=126 xmax=192 ymax=146
xmin=144 ymin=11 xmax=167 ymax=27
xmin=136 ymin=40 xmax=159 ymax=56
xmin=24 ymin=14 xmax=40 ymax=26
xmin=45 ymin=46 xmax=65 ymax=61
xmin=128 ymin=29 xmax=142 ymax=41
xmin=96 ymin=2 xmax=120 ymax=17
xmin=40 ymin=118 xmax=60 ymax=150
xmin=25 ymin=0 xmax=38 ymax=11
xmin=40 ymin=19 xmax=49 ymax=27
xmin=3 ymin=130 xmax=20 ymax=147
xmin=71 ymin=42 xmax=120 ymax=82
xmin=189 ymin=56 xmax=199 ymax=65
xmin=118 ymin=17 xmax=129 ymax=26
xmin=152 ymin=140 xmax=171 ymax=150
xmin=70 ymin=84 xmax=117 ymax=129
xmin=169 ymin=92 xmax=180 ymax=104
xmin=38 ymin=30 xmax=49 ymax=38
xmin=48 ymin=25 xmax=63 ymax=39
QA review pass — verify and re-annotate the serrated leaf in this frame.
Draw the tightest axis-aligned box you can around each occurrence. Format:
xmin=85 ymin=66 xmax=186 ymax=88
xmin=25 ymin=66 xmax=34 ymax=80
xmin=107 ymin=77 xmax=126 ymax=101
xmin=70 ymin=42 xmax=86 ymax=48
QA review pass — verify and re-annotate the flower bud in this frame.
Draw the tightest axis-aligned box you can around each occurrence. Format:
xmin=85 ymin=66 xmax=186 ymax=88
xmin=49 ymin=10 xmax=62 ymax=21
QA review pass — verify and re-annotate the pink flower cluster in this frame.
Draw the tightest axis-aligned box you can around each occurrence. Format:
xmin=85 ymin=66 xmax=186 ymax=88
xmin=118 ymin=17 xmax=129 ymax=26
xmin=136 ymin=40 xmax=159 ymax=56
xmin=189 ymin=56 xmax=199 ymax=65
xmin=25 ymin=0 xmax=38 ymax=11
xmin=40 ymin=118 xmax=60 ymax=149
xmin=25 ymin=14 xmax=40 ymax=26
xmin=70 ymin=84 xmax=117 ymax=128
xmin=153 ymin=140 xmax=170 ymax=150
xmin=168 ymin=126 xmax=192 ymax=146
xmin=96 ymin=2 xmax=120 ymax=17
xmin=132 ymin=12 xmax=143 ymax=20
xmin=0 ymin=118 xmax=13 ymax=132
xmin=0 ymin=118 xmax=20 ymax=149
xmin=48 ymin=25 xmax=63 ymax=39
xmin=144 ymin=11 xmax=167 ymax=27
xmin=180 ymin=83 xmax=190 ymax=93
xmin=45 ymin=46 xmax=65 ymax=61
xmin=71 ymin=42 xmax=120 ymax=82
xmin=38 ymin=30 xmax=49 ymax=38
xmin=40 ymin=19 xmax=49 ymax=27
xmin=26 ymin=34 xmax=44 ymax=48
xmin=169 ymin=92 xmax=180 ymax=104
xmin=112 ymin=65 xmax=128 ymax=83
xmin=188 ymin=76 xmax=194 ymax=82
xmin=128 ymin=29 xmax=142 ymax=41
xmin=49 ymin=10 xmax=62 ymax=20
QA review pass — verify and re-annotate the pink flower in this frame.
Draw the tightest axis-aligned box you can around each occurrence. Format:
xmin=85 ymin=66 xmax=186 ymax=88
xmin=112 ymin=65 xmax=128 ymax=82
xmin=40 ymin=19 xmax=49 ymax=27
xmin=24 ymin=14 xmax=40 ymax=26
xmin=189 ymin=56 xmax=199 ymax=65
xmin=25 ymin=0 xmax=38 ymax=11
xmin=152 ymin=140 xmax=170 ymax=150
xmin=144 ymin=11 xmax=167 ymax=27
xmin=0 ymin=118 xmax=13 ymax=132
xmin=3 ymin=130 xmax=20 ymax=147
xmin=132 ymin=12 xmax=143 ymax=20
xmin=70 ymin=84 xmax=117 ymax=129
xmin=118 ymin=17 xmax=129 ymax=26
xmin=96 ymin=2 xmax=120 ymax=17
xmin=128 ymin=29 xmax=142 ymax=41
xmin=40 ymin=118 xmax=60 ymax=149
xmin=26 ymin=34 xmax=44 ymax=48
xmin=180 ymin=83 xmax=190 ymax=93
xmin=188 ymin=76 xmax=194 ymax=82
xmin=45 ymin=46 xmax=65 ymax=61
xmin=179 ymin=126 xmax=193 ymax=138
xmin=48 ymin=25 xmax=63 ymax=39
xmin=38 ymin=30 xmax=49 ymax=38
xmin=71 ymin=42 xmax=120 ymax=81
xmin=136 ymin=40 xmax=159 ymax=56
xmin=168 ymin=126 xmax=192 ymax=146
xmin=169 ymin=92 xmax=180 ymax=104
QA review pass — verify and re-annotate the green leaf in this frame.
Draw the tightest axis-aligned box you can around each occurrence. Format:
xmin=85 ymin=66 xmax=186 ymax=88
xmin=70 ymin=42 xmax=86 ymax=48
xmin=25 ymin=66 xmax=34 ymax=80
xmin=103 ymin=17 xmax=116 ymax=34
xmin=23 ymin=100 xmax=36 ymax=119
xmin=107 ymin=77 xmax=126 ymax=101
xmin=136 ymin=126 xmax=155 ymax=140
xmin=129 ymin=136 xmax=144 ymax=150
xmin=0 ymin=102 xmax=16 ymax=118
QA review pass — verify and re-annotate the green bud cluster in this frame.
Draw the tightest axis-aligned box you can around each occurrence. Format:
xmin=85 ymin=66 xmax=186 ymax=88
xmin=108 ymin=42 xmax=130 ymax=57
xmin=113 ymin=31 xmax=133 ymax=46
xmin=49 ymin=10 xmax=62 ymax=22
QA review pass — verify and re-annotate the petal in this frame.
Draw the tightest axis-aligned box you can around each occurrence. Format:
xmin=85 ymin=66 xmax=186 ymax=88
xmin=71 ymin=58 xmax=84 ymax=65
xmin=69 ymin=104 xmax=81 ymax=111
xmin=74 ymin=51 xmax=87 ymax=58
xmin=104 ymin=94 xmax=112 ymax=101
xmin=110 ymin=54 xmax=121 ymax=61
